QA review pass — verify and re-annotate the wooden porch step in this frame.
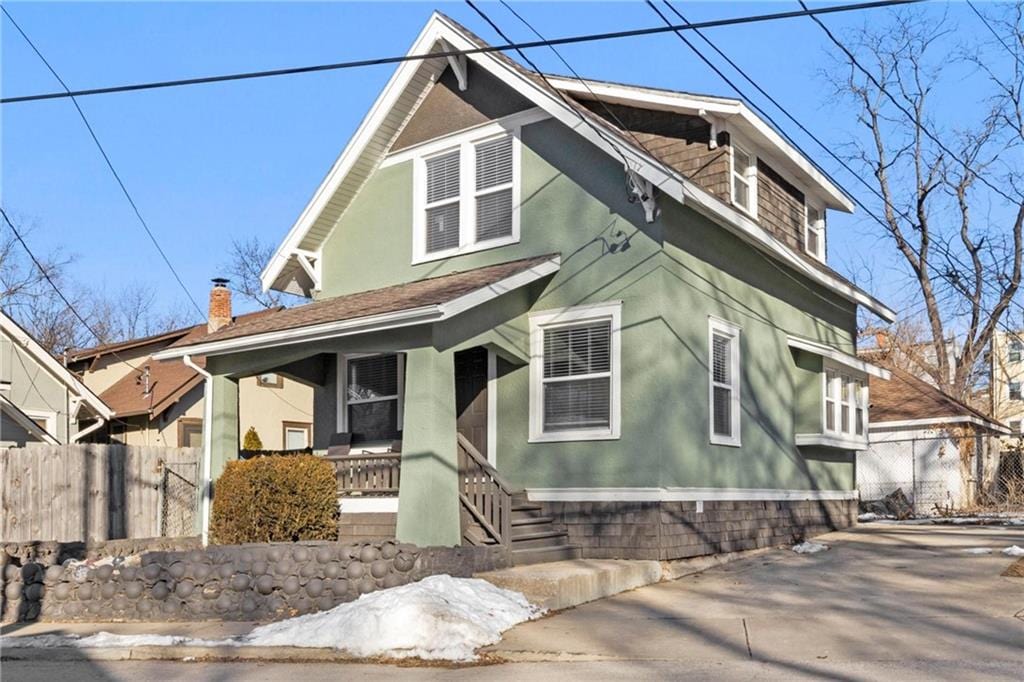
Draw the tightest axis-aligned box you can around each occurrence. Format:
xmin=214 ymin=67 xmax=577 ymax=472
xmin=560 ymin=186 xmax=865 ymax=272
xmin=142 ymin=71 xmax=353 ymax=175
xmin=512 ymin=543 xmax=582 ymax=566
xmin=511 ymin=530 xmax=572 ymax=550
xmin=511 ymin=515 xmax=555 ymax=527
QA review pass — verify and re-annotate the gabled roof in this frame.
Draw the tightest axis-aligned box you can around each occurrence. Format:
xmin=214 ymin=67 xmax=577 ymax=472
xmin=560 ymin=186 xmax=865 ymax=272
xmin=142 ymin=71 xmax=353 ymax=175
xmin=156 ymin=254 xmax=561 ymax=359
xmin=0 ymin=311 xmax=112 ymax=420
xmin=67 ymin=326 xmax=193 ymax=364
xmin=258 ymin=12 xmax=894 ymax=323
xmin=99 ymin=355 xmax=204 ymax=419
xmin=869 ymin=366 xmax=1008 ymax=434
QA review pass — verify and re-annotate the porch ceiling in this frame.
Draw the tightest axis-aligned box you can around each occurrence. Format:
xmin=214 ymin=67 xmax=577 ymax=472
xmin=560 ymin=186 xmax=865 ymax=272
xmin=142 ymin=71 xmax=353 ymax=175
xmin=153 ymin=254 xmax=560 ymax=360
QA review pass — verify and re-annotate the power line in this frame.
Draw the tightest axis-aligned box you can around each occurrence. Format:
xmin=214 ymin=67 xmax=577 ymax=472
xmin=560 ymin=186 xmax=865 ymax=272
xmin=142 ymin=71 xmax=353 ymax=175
xmin=966 ymin=0 xmax=1024 ymax=67
xmin=1 ymin=0 xmax=922 ymax=105
xmin=2 ymin=7 xmax=206 ymax=321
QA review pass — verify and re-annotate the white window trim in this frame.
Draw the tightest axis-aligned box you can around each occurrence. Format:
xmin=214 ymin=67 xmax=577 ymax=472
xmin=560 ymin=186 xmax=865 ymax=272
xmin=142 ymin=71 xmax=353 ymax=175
xmin=336 ymin=353 xmax=406 ymax=442
xmin=708 ymin=316 xmax=742 ymax=447
xmin=23 ymin=408 xmax=57 ymax=437
xmin=821 ymin=360 xmax=868 ymax=442
xmin=528 ymin=301 xmax=622 ymax=443
xmin=283 ymin=423 xmax=311 ymax=449
xmin=411 ymin=127 xmax=523 ymax=265
xmin=804 ymin=201 xmax=826 ymax=262
xmin=729 ymin=140 xmax=758 ymax=219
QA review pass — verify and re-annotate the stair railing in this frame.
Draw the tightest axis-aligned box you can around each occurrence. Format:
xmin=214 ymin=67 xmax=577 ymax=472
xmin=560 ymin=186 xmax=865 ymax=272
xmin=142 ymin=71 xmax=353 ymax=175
xmin=457 ymin=433 xmax=513 ymax=545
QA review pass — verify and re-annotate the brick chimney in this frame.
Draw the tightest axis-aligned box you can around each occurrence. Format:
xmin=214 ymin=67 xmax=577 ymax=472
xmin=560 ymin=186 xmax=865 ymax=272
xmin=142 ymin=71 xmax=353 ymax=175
xmin=875 ymin=330 xmax=890 ymax=349
xmin=208 ymin=278 xmax=232 ymax=333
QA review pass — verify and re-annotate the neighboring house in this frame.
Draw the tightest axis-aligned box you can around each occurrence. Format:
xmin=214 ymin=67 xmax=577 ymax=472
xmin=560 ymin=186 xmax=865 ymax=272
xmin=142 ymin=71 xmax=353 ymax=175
xmin=862 ymin=366 xmax=1008 ymax=512
xmin=155 ymin=13 xmax=895 ymax=561
xmin=866 ymin=331 xmax=959 ymax=390
xmin=988 ymin=329 xmax=1024 ymax=445
xmin=66 ymin=282 xmax=315 ymax=450
xmin=0 ymin=312 xmax=112 ymax=446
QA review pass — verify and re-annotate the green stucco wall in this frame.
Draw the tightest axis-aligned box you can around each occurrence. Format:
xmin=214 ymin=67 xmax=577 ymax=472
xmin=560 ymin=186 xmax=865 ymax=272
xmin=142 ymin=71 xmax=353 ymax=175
xmin=1 ymin=330 xmax=74 ymax=444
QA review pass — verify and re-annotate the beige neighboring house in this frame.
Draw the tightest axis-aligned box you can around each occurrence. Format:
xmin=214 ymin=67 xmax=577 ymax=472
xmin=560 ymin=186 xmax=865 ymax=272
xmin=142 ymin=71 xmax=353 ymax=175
xmin=989 ymin=329 xmax=1024 ymax=444
xmin=66 ymin=281 xmax=315 ymax=450
xmin=1 ymin=311 xmax=112 ymax=446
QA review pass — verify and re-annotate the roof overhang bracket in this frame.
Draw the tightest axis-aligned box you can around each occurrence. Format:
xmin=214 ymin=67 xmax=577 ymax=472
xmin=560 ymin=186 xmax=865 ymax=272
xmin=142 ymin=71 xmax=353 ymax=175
xmin=699 ymin=109 xmax=719 ymax=150
xmin=69 ymin=395 xmax=84 ymax=419
xmin=626 ymin=168 xmax=660 ymax=223
xmin=294 ymin=250 xmax=322 ymax=293
xmin=439 ymin=39 xmax=468 ymax=91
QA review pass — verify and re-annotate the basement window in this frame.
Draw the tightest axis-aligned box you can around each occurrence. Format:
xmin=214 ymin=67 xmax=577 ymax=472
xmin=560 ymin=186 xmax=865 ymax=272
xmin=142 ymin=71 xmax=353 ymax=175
xmin=413 ymin=129 xmax=521 ymax=263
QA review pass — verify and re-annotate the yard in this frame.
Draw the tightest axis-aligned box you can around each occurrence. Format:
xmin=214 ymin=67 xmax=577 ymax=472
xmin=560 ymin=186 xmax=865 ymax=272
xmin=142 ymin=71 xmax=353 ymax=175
xmin=5 ymin=524 xmax=1022 ymax=680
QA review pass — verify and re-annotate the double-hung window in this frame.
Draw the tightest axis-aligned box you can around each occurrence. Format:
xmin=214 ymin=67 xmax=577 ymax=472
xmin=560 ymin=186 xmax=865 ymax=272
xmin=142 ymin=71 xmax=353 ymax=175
xmin=730 ymin=144 xmax=757 ymax=217
xmin=1010 ymin=339 xmax=1022 ymax=363
xmin=414 ymin=129 xmax=520 ymax=262
xmin=823 ymin=363 xmax=867 ymax=439
xmin=1010 ymin=381 xmax=1022 ymax=401
xmin=805 ymin=204 xmax=826 ymax=262
xmin=709 ymin=317 xmax=742 ymax=446
xmin=529 ymin=302 xmax=621 ymax=442
xmin=340 ymin=354 xmax=405 ymax=444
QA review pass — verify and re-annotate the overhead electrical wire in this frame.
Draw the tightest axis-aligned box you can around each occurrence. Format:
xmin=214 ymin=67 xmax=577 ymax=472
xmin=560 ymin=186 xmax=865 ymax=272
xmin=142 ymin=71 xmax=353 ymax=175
xmin=1 ymin=0 xmax=922 ymax=105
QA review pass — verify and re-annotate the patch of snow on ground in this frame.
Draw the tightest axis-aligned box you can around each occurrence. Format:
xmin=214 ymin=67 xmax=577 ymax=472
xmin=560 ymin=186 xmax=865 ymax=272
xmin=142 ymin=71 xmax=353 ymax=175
xmin=0 ymin=575 xmax=540 ymax=662
xmin=792 ymin=541 xmax=829 ymax=554
xmin=858 ymin=513 xmax=879 ymax=522
xmin=961 ymin=547 xmax=993 ymax=555
xmin=1002 ymin=545 xmax=1024 ymax=557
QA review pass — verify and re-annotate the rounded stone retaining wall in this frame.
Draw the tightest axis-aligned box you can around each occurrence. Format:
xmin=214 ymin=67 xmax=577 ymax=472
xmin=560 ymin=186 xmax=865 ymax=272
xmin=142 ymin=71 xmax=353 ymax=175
xmin=1 ymin=539 xmax=507 ymax=623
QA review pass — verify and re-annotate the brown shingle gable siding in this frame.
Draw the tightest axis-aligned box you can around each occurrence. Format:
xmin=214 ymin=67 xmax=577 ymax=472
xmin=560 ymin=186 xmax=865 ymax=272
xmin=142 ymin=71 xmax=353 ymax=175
xmin=756 ymin=160 xmax=806 ymax=253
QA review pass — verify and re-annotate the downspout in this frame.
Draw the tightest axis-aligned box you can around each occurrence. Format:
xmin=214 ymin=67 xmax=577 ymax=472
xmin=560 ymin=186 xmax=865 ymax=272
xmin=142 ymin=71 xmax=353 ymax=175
xmin=72 ymin=414 xmax=107 ymax=442
xmin=184 ymin=354 xmax=214 ymax=547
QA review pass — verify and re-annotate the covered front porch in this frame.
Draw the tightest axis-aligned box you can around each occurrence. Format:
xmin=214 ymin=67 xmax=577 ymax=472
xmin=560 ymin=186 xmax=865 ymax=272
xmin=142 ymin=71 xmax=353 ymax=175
xmin=153 ymin=256 xmax=563 ymax=553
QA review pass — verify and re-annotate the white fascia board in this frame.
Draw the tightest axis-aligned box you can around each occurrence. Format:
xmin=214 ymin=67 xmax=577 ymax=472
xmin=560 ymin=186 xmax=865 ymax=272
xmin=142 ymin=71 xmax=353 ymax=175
xmin=525 ymin=487 xmax=858 ymax=502
xmin=787 ymin=335 xmax=892 ymax=379
xmin=870 ymin=416 xmax=1011 ymax=435
xmin=0 ymin=313 xmax=113 ymax=419
xmin=544 ymin=76 xmax=854 ymax=212
xmin=260 ymin=16 xmax=452 ymax=293
xmin=155 ymin=257 xmax=561 ymax=360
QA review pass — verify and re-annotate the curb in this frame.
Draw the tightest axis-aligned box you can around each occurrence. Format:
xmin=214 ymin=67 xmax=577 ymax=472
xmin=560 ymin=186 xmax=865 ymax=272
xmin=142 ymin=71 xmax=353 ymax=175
xmin=2 ymin=644 xmax=363 ymax=663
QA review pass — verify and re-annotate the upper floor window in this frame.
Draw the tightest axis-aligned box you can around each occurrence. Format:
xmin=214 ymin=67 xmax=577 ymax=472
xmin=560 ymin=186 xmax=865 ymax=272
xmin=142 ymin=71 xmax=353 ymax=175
xmin=709 ymin=317 xmax=742 ymax=447
xmin=529 ymin=302 xmax=621 ymax=442
xmin=805 ymin=204 xmax=826 ymax=262
xmin=730 ymin=144 xmax=757 ymax=217
xmin=824 ymin=364 xmax=867 ymax=438
xmin=1010 ymin=338 xmax=1022 ymax=363
xmin=413 ymin=130 xmax=520 ymax=263
xmin=1010 ymin=380 xmax=1022 ymax=401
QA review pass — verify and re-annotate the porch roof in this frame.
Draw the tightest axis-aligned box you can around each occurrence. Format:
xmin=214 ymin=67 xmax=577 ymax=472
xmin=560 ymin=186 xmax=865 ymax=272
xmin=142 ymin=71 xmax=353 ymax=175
xmin=153 ymin=254 xmax=560 ymax=360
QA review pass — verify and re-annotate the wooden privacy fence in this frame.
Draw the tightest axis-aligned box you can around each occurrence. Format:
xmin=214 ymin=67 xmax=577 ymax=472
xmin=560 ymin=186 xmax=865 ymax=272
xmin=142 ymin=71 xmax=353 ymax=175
xmin=0 ymin=444 xmax=201 ymax=542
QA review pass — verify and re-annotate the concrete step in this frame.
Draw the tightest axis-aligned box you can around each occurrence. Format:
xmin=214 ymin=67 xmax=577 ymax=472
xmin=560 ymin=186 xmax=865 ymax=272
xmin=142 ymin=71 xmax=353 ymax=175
xmin=511 ymin=544 xmax=582 ymax=566
xmin=510 ymin=529 xmax=571 ymax=550
xmin=478 ymin=558 xmax=663 ymax=611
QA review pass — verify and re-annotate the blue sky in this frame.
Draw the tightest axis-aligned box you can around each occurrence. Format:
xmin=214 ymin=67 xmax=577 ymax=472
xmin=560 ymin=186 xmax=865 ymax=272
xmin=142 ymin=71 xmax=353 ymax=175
xmin=0 ymin=1 xmax=1004 ymax=325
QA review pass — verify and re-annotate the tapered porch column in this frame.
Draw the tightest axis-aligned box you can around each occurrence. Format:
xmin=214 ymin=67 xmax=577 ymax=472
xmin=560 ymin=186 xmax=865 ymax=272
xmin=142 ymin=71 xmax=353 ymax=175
xmin=396 ymin=347 xmax=461 ymax=546
xmin=196 ymin=372 xmax=239 ymax=542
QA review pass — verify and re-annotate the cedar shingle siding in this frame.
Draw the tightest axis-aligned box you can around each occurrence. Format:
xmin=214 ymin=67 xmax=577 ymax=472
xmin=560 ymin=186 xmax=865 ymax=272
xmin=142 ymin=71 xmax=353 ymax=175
xmin=578 ymin=101 xmax=732 ymax=201
xmin=756 ymin=160 xmax=806 ymax=253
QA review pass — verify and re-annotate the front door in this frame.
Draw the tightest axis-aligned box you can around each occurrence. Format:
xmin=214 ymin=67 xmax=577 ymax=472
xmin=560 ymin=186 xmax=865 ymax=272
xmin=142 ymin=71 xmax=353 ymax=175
xmin=455 ymin=347 xmax=488 ymax=458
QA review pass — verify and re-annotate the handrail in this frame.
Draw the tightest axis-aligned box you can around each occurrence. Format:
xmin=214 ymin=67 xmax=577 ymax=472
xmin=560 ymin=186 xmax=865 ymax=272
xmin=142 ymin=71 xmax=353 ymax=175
xmin=457 ymin=433 xmax=513 ymax=545
xmin=332 ymin=452 xmax=401 ymax=496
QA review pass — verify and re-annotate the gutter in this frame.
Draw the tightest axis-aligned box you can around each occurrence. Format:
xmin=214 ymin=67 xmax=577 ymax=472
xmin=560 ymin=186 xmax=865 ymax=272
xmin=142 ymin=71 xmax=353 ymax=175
xmin=869 ymin=415 xmax=1011 ymax=436
xmin=72 ymin=416 xmax=107 ymax=443
xmin=183 ymin=354 xmax=214 ymax=547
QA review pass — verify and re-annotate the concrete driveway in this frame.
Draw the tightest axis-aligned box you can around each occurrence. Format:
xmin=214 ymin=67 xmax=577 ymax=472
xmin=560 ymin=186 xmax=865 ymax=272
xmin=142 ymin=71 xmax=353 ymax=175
xmin=4 ymin=525 xmax=1023 ymax=680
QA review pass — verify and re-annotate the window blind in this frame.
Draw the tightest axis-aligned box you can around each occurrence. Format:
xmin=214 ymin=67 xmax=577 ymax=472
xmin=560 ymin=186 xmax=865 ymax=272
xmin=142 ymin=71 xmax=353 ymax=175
xmin=476 ymin=188 xmax=513 ymax=242
xmin=542 ymin=321 xmax=612 ymax=432
xmin=426 ymin=151 xmax=460 ymax=203
xmin=426 ymin=203 xmax=460 ymax=252
xmin=711 ymin=333 xmax=732 ymax=436
xmin=475 ymin=136 xmax=513 ymax=190
xmin=347 ymin=355 xmax=398 ymax=401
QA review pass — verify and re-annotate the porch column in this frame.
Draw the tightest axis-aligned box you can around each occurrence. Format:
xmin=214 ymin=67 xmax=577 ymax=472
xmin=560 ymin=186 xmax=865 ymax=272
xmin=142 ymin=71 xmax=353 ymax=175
xmin=396 ymin=347 xmax=461 ymax=546
xmin=197 ymin=373 xmax=239 ymax=541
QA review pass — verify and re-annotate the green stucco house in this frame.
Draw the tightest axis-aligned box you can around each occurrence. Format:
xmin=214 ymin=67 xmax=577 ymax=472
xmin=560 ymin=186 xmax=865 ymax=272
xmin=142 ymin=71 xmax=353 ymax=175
xmin=155 ymin=13 xmax=893 ymax=562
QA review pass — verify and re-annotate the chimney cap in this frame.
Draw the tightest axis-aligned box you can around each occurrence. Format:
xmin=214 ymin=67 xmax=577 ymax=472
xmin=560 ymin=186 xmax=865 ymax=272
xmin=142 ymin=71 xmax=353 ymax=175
xmin=211 ymin=277 xmax=230 ymax=287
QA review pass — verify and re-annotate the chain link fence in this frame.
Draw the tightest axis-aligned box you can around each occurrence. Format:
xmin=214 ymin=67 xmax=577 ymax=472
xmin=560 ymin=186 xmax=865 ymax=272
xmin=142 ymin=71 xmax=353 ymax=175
xmin=159 ymin=461 xmax=199 ymax=537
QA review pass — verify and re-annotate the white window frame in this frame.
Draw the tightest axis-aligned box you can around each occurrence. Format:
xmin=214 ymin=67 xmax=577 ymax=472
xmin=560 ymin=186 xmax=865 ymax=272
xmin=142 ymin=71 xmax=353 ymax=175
xmin=805 ymin=201 xmax=826 ymax=262
xmin=708 ymin=316 xmax=742 ymax=447
xmin=528 ymin=301 xmax=622 ymax=443
xmin=1010 ymin=380 xmax=1022 ymax=401
xmin=282 ymin=422 xmax=312 ymax=450
xmin=23 ymin=408 xmax=57 ymax=437
xmin=822 ymin=361 xmax=868 ymax=441
xmin=411 ymin=126 xmax=523 ymax=265
xmin=336 ymin=353 xmax=406 ymax=443
xmin=729 ymin=141 xmax=758 ymax=219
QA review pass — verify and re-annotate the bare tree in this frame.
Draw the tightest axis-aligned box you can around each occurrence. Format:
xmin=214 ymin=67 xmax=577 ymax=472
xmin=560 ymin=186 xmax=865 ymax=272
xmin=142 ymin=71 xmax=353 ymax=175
xmin=829 ymin=7 xmax=1024 ymax=401
xmin=223 ymin=237 xmax=285 ymax=309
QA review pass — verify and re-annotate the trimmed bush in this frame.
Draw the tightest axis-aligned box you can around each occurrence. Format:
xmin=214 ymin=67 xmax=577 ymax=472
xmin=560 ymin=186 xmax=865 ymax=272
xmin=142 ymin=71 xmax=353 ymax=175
xmin=242 ymin=426 xmax=264 ymax=451
xmin=211 ymin=455 xmax=338 ymax=544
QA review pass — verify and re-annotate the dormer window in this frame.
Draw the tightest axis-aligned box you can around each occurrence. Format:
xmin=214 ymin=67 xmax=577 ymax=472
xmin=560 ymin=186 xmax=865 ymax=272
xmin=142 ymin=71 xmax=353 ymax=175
xmin=805 ymin=203 xmax=826 ymax=262
xmin=730 ymin=144 xmax=757 ymax=217
xmin=413 ymin=129 xmax=520 ymax=263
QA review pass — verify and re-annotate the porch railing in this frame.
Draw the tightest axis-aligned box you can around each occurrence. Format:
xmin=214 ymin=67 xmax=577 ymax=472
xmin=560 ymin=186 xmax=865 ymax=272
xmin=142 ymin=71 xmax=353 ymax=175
xmin=330 ymin=453 xmax=402 ymax=496
xmin=457 ymin=433 xmax=512 ymax=546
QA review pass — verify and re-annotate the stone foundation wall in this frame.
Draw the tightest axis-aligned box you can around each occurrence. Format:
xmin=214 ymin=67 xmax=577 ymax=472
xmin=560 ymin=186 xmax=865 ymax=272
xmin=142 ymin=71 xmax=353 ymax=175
xmin=1 ymin=538 xmax=509 ymax=623
xmin=338 ymin=513 xmax=397 ymax=543
xmin=540 ymin=498 xmax=857 ymax=560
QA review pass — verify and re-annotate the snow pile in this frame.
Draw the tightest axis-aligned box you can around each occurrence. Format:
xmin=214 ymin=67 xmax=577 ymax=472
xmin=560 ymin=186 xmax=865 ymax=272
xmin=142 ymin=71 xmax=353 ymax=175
xmin=1002 ymin=545 xmax=1024 ymax=557
xmin=792 ymin=541 xmax=829 ymax=554
xmin=961 ymin=547 xmax=993 ymax=555
xmin=0 ymin=575 xmax=540 ymax=662
xmin=858 ymin=513 xmax=879 ymax=522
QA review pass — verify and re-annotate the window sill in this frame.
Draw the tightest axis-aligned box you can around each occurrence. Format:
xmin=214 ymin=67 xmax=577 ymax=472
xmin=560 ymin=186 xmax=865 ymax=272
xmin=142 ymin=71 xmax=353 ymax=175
xmin=795 ymin=433 xmax=868 ymax=451
xmin=529 ymin=429 xmax=620 ymax=444
xmin=710 ymin=436 xmax=742 ymax=448
xmin=412 ymin=235 xmax=519 ymax=265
